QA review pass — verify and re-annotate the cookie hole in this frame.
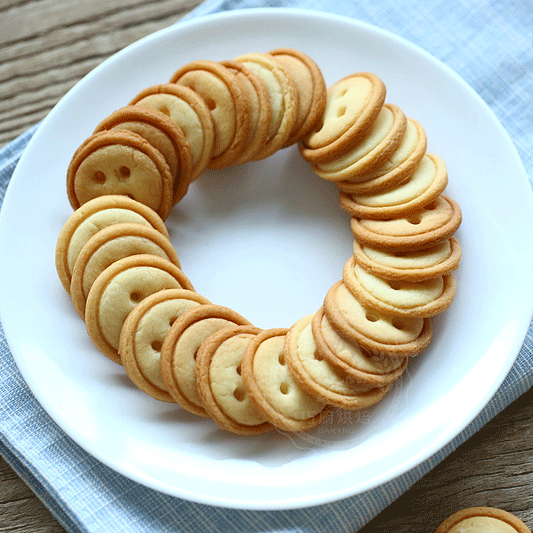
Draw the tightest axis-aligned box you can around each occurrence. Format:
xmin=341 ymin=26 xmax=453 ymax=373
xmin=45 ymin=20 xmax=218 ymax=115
xmin=115 ymin=165 xmax=131 ymax=180
xmin=391 ymin=318 xmax=407 ymax=330
xmin=130 ymin=291 xmax=142 ymax=303
xmin=365 ymin=311 xmax=379 ymax=323
xmin=314 ymin=349 xmax=323 ymax=361
xmin=169 ymin=316 xmax=178 ymax=326
xmin=125 ymin=193 xmax=136 ymax=201
xmin=159 ymin=105 xmax=171 ymax=116
xmin=336 ymin=105 xmax=347 ymax=118
xmin=278 ymin=353 xmax=286 ymax=366
xmin=425 ymin=201 xmax=437 ymax=210
xmin=388 ymin=281 xmax=403 ymax=290
xmin=279 ymin=382 xmax=289 ymax=395
xmin=204 ymin=97 xmax=217 ymax=111
xmin=236 ymin=365 xmax=242 ymax=375
xmin=406 ymin=214 xmax=422 ymax=225
xmin=151 ymin=340 xmax=162 ymax=352
xmin=93 ymin=171 xmax=106 ymax=184
xmin=339 ymin=88 xmax=348 ymax=97
xmin=233 ymin=387 xmax=246 ymax=402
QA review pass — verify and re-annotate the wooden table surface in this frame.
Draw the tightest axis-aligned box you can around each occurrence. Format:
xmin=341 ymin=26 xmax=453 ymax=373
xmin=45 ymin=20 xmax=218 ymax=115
xmin=1 ymin=1 xmax=532 ymax=531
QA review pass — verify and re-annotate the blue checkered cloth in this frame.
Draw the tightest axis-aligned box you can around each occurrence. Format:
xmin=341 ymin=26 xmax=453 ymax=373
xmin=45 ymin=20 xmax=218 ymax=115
xmin=1 ymin=1 xmax=532 ymax=531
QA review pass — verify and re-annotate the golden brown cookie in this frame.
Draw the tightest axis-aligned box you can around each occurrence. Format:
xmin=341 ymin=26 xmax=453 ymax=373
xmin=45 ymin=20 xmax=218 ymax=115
xmin=195 ymin=325 xmax=274 ymax=435
xmin=69 ymin=222 xmax=181 ymax=318
xmin=323 ymin=280 xmax=433 ymax=357
xmin=268 ymin=47 xmax=327 ymax=146
xmin=352 ymin=237 xmax=462 ymax=281
xmin=119 ymin=288 xmax=211 ymax=402
xmin=312 ymin=307 xmax=408 ymax=386
xmin=343 ymin=256 xmax=457 ymax=318
xmin=234 ymin=52 xmax=299 ymax=159
xmin=299 ymin=72 xmax=386 ymax=164
xmin=240 ymin=327 xmax=329 ymax=432
xmin=170 ymin=60 xmax=251 ymax=169
xmin=350 ymin=195 xmax=462 ymax=252
xmin=129 ymin=83 xmax=215 ymax=181
xmin=435 ymin=507 xmax=531 ymax=533
xmin=84 ymin=255 xmax=194 ymax=364
xmin=55 ymin=195 xmax=169 ymax=294
xmin=312 ymin=103 xmax=407 ymax=182
xmin=66 ymin=130 xmax=174 ymax=220
xmin=285 ymin=314 xmax=391 ymax=409
xmin=160 ymin=304 xmax=252 ymax=418
xmin=219 ymin=59 xmax=273 ymax=165
xmin=93 ymin=105 xmax=193 ymax=205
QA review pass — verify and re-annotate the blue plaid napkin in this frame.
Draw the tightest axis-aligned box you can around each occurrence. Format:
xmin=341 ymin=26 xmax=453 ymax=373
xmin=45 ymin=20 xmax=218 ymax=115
xmin=1 ymin=1 xmax=532 ymax=531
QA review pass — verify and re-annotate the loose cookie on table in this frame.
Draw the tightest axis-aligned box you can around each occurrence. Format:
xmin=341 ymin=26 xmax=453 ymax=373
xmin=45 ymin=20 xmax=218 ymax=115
xmin=312 ymin=307 xmax=408 ymax=386
xmin=285 ymin=314 xmax=391 ymax=409
xmin=160 ymin=304 xmax=252 ymax=418
xmin=93 ymin=105 xmax=193 ymax=204
xmin=84 ymin=255 xmax=194 ymax=364
xmin=195 ymin=325 xmax=274 ymax=436
xmin=55 ymin=195 xmax=169 ymax=294
xmin=119 ymin=288 xmax=211 ymax=402
xmin=69 ymin=222 xmax=181 ymax=318
xmin=241 ymin=328 xmax=330 ymax=432
xmin=435 ymin=507 xmax=531 ymax=533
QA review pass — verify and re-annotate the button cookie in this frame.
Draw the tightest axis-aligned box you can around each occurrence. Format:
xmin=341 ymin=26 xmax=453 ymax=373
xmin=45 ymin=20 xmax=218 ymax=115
xmin=269 ymin=47 xmax=327 ymax=146
xmin=350 ymin=195 xmax=462 ymax=252
xmin=195 ymin=325 xmax=274 ymax=435
xmin=352 ymin=237 xmax=462 ymax=281
xmin=66 ymin=130 xmax=174 ymax=220
xmin=234 ymin=52 xmax=299 ymax=160
xmin=55 ymin=195 xmax=169 ymax=294
xmin=241 ymin=328 xmax=329 ymax=432
xmin=130 ymin=83 xmax=215 ymax=181
xmin=336 ymin=117 xmax=427 ymax=194
xmin=93 ymin=105 xmax=193 ymax=205
xmin=324 ymin=280 xmax=433 ymax=358
xmin=343 ymin=256 xmax=457 ymax=318
xmin=70 ymin=222 xmax=181 ymax=318
xmin=119 ymin=288 xmax=210 ymax=402
xmin=170 ymin=60 xmax=251 ymax=169
xmin=219 ymin=59 xmax=273 ymax=165
xmin=285 ymin=314 xmax=390 ymax=409
xmin=85 ymin=255 xmax=194 ymax=364
xmin=339 ymin=153 xmax=448 ymax=220
xmin=160 ymin=304 xmax=252 ymax=418
xmin=313 ymin=103 xmax=407 ymax=182
xmin=312 ymin=307 xmax=408 ymax=386
xmin=300 ymin=72 xmax=386 ymax=164
xmin=435 ymin=507 xmax=531 ymax=533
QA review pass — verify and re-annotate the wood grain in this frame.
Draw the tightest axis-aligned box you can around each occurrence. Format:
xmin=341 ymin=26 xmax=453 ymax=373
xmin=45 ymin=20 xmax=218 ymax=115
xmin=1 ymin=1 xmax=532 ymax=532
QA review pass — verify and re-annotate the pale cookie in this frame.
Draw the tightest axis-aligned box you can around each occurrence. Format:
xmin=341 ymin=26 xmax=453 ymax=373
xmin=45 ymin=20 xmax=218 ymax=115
xmin=324 ymin=280 xmax=432 ymax=357
xmin=435 ymin=507 xmax=531 ymax=533
xmin=352 ymin=237 xmax=462 ymax=281
xmin=312 ymin=307 xmax=408 ymax=386
xmin=130 ymin=83 xmax=215 ymax=181
xmin=219 ymin=59 xmax=272 ymax=165
xmin=269 ymin=47 xmax=327 ymax=146
xmin=313 ymin=103 xmax=407 ymax=181
xmin=336 ymin=117 xmax=427 ymax=194
xmin=343 ymin=256 xmax=457 ymax=318
xmin=339 ymin=153 xmax=448 ymax=220
xmin=66 ymin=130 xmax=174 ymax=220
xmin=241 ymin=328 xmax=329 ymax=432
xmin=285 ymin=314 xmax=390 ymax=409
xmin=300 ymin=72 xmax=386 ymax=164
xmin=119 ymin=289 xmax=211 ymax=402
xmin=350 ymin=195 xmax=462 ymax=252
xmin=160 ymin=304 xmax=252 ymax=418
xmin=85 ymin=255 xmax=194 ymax=364
xmin=55 ymin=195 xmax=169 ymax=294
xmin=170 ymin=60 xmax=251 ymax=169
xmin=93 ymin=105 xmax=193 ymax=205
xmin=70 ymin=222 xmax=181 ymax=318
xmin=195 ymin=325 xmax=274 ymax=435
xmin=234 ymin=52 xmax=299 ymax=159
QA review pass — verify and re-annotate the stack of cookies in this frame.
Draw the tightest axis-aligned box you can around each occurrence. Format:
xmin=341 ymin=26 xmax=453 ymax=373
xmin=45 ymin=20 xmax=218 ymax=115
xmin=55 ymin=49 xmax=462 ymax=437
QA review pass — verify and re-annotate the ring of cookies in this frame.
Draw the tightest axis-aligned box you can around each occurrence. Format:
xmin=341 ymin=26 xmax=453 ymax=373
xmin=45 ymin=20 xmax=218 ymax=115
xmin=55 ymin=48 xmax=462 ymax=436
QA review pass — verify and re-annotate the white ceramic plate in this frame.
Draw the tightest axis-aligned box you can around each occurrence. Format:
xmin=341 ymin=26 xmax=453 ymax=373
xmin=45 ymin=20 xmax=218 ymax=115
xmin=1 ymin=8 xmax=532 ymax=510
